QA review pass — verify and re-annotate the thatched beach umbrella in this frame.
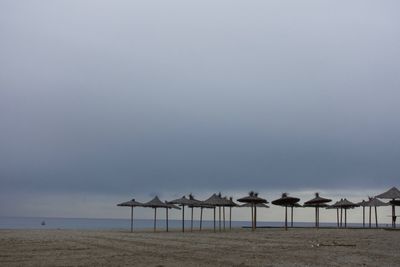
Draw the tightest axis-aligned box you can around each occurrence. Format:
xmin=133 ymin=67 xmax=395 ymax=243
xmin=304 ymin=193 xmax=331 ymax=228
xmin=143 ymin=196 xmax=171 ymax=232
xmin=376 ymin=187 xmax=400 ymax=228
xmin=237 ymin=191 xmax=268 ymax=231
xmin=203 ymin=193 xmax=228 ymax=232
xmin=168 ymin=195 xmax=194 ymax=232
xmin=272 ymin=193 xmax=300 ymax=230
xmin=335 ymin=199 xmax=358 ymax=228
xmin=365 ymin=197 xmax=389 ymax=228
xmin=117 ymin=198 xmax=143 ymax=232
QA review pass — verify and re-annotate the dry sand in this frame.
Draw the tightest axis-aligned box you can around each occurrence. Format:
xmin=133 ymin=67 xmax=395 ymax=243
xmin=0 ymin=228 xmax=399 ymax=266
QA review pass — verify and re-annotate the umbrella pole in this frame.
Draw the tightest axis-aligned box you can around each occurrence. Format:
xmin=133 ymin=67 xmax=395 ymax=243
xmin=362 ymin=206 xmax=365 ymax=228
xmin=340 ymin=208 xmax=343 ymax=228
xmin=213 ymin=207 xmax=216 ymax=232
xmin=223 ymin=206 xmax=226 ymax=231
xmin=284 ymin=205 xmax=288 ymax=230
xmin=254 ymin=205 xmax=257 ymax=230
xmin=166 ymin=208 xmax=169 ymax=232
xmin=251 ymin=205 xmax=254 ymax=231
xmin=375 ymin=206 xmax=378 ymax=228
xmin=336 ymin=208 xmax=339 ymax=228
xmin=154 ymin=208 xmax=157 ymax=232
xmin=392 ymin=203 xmax=396 ymax=228
xmin=130 ymin=206 xmax=133 ymax=233
xmin=200 ymin=207 xmax=203 ymax=231
xmin=315 ymin=207 xmax=317 ymax=228
xmin=182 ymin=205 xmax=185 ymax=233
xmin=369 ymin=206 xmax=372 ymax=228
xmin=291 ymin=206 xmax=294 ymax=228
xmin=230 ymin=206 xmax=232 ymax=230
xmin=219 ymin=206 xmax=221 ymax=232
xmin=191 ymin=207 xmax=193 ymax=232
xmin=345 ymin=208 xmax=347 ymax=228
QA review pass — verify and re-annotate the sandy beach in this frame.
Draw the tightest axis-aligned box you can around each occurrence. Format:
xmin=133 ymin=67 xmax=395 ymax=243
xmin=0 ymin=228 xmax=399 ymax=266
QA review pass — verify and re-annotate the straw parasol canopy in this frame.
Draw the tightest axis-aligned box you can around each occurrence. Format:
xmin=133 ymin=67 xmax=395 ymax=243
xmin=390 ymin=200 xmax=400 ymax=206
xmin=376 ymin=187 xmax=400 ymax=199
xmin=376 ymin=187 xmax=400 ymax=228
xmin=240 ymin=203 xmax=270 ymax=208
xmin=338 ymin=198 xmax=358 ymax=209
xmin=227 ymin=197 xmax=239 ymax=207
xmin=117 ymin=198 xmax=143 ymax=232
xmin=168 ymin=195 xmax=194 ymax=232
xmin=272 ymin=193 xmax=300 ymax=230
xmin=237 ymin=191 xmax=268 ymax=204
xmin=237 ymin=191 xmax=268 ymax=231
xmin=143 ymin=196 xmax=171 ymax=232
xmin=304 ymin=193 xmax=332 ymax=228
xmin=368 ymin=197 xmax=388 ymax=207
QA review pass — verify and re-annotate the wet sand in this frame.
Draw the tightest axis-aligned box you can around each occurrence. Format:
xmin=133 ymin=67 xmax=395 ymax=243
xmin=0 ymin=228 xmax=399 ymax=266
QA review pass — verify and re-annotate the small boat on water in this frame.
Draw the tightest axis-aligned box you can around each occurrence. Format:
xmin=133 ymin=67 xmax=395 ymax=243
xmin=41 ymin=221 xmax=46 ymax=226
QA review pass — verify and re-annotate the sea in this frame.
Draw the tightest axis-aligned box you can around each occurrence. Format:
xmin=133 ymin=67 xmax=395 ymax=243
xmin=0 ymin=217 xmax=385 ymax=230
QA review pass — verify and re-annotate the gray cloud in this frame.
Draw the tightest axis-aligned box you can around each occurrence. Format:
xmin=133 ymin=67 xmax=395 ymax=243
xmin=1 ymin=0 xmax=400 ymax=204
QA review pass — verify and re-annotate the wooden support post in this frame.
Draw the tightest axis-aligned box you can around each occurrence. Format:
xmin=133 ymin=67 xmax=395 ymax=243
xmin=284 ymin=205 xmax=288 ymax=230
xmin=200 ymin=207 xmax=203 ymax=231
xmin=130 ymin=206 xmax=133 ymax=233
xmin=154 ymin=208 xmax=157 ymax=232
xmin=166 ymin=208 xmax=169 ymax=232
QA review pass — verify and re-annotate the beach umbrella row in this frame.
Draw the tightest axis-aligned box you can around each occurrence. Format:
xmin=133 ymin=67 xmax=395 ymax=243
xmin=117 ymin=186 xmax=399 ymax=232
xmin=117 ymin=196 xmax=181 ymax=232
xmin=169 ymin=193 xmax=235 ymax=233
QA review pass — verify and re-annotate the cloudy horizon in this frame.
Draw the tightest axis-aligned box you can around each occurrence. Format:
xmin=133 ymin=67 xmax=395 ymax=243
xmin=1 ymin=0 xmax=399 ymax=222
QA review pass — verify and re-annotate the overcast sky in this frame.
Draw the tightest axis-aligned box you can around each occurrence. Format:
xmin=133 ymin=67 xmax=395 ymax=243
xmin=0 ymin=1 xmax=399 ymax=220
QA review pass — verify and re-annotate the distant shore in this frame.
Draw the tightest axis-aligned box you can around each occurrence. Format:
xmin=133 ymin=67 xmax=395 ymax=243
xmin=0 ymin=228 xmax=399 ymax=266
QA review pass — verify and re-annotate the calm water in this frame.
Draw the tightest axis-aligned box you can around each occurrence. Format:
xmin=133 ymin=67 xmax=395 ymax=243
xmin=0 ymin=217 xmax=381 ymax=230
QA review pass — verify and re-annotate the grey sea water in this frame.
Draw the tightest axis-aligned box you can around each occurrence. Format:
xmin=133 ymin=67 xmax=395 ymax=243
xmin=0 ymin=217 xmax=378 ymax=230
